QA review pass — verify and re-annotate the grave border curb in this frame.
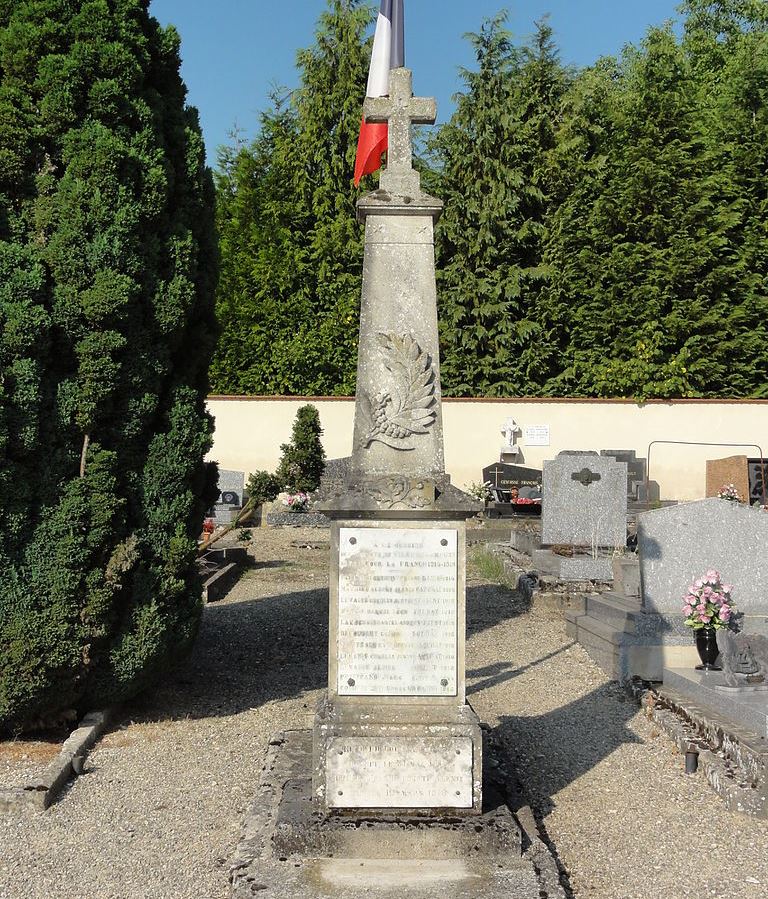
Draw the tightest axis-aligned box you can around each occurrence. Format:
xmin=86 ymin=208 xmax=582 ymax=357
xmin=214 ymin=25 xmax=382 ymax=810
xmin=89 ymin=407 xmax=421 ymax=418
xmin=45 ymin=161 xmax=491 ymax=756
xmin=0 ymin=706 xmax=117 ymax=812
xmin=629 ymin=681 xmax=768 ymax=818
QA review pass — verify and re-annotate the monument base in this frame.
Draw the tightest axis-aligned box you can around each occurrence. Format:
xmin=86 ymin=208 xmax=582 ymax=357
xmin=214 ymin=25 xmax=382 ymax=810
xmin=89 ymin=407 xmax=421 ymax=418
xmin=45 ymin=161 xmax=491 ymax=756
xmin=533 ymin=548 xmax=613 ymax=582
xmin=313 ymin=698 xmax=483 ymax=816
xmin=230 ymin=730 xmax=544 ymax=899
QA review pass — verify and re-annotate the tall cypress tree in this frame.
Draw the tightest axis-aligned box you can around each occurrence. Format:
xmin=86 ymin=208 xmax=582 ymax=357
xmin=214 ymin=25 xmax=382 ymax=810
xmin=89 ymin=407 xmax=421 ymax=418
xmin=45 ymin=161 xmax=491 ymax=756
xmin=542 ymin=12 xmax=768 ymax=398
xmin=210 ymin=0 xmax=373 ymax=396
xmin=429 ymin=15 xmax=569 ymax=396
xmin=0 ymin=0 xmax=217 ymax=731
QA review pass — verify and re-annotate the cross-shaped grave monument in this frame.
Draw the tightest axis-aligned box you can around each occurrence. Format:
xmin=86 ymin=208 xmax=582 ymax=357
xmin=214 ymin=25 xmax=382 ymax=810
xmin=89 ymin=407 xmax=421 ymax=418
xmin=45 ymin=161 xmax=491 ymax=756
xmin=316 ymin=66 xmax=483 ymax=816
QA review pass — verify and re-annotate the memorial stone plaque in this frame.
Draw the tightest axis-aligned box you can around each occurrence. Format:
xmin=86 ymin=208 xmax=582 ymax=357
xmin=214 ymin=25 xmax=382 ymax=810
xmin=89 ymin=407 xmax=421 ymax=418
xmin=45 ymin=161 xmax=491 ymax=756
xmin=337 ymin=527 xmax=458 ymax=697
xmin=326 ymin=736 xmax=473 ymax=809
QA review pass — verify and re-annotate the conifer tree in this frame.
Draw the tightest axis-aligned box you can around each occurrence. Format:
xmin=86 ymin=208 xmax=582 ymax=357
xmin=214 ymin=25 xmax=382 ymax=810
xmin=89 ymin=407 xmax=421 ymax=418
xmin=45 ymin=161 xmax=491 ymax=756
xmin=210 ymin=0 xmax=373 ymax=396
xmin=0 ymin=0 xmax=217 ymax=731
xmin=429 ymin=15 xmax=569 ymax=396
xmin=542 ymin=15 xmax=768 ymax=398
xmin=276 ymin=404 xmax=326 ymax=492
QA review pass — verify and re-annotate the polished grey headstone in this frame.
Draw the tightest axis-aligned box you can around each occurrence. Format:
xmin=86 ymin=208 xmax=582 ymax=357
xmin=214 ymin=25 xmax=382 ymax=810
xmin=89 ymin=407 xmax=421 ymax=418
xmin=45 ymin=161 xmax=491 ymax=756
xmin=638 ymin=499 xmax=768 ymax=614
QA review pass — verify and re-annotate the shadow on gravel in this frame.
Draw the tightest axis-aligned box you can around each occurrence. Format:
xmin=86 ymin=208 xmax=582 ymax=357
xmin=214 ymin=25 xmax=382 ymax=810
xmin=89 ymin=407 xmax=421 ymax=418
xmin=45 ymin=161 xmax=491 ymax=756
xmin=494 ymin=682 xmax=642 ymax=818
xmin=127 ymin=581 xmax=529 ymax=725
xmin=129 ymin=587 xmax=330 ymax=724
xmin=466 ymin=642 xmax=576 ymax=695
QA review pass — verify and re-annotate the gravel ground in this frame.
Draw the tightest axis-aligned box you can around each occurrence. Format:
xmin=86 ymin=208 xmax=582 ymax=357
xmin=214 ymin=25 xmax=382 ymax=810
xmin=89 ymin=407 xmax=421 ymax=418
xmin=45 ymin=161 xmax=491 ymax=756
xmin=1 ymin=528 xmax=767 ymax=899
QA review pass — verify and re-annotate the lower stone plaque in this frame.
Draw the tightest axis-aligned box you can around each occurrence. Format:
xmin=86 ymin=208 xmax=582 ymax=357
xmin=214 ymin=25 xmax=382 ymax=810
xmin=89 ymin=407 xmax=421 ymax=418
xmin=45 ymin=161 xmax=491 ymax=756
xmin=326 ymin=736 xmax=473 ymax=809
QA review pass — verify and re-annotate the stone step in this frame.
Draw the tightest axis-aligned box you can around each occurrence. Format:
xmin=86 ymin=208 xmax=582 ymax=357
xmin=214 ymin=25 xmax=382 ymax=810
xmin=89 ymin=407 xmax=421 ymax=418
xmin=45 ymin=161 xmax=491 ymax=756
xmin=584 ymin=593 xmax=642 ymax=633
xmin=565 ymin=612 xmax=631 ymax=680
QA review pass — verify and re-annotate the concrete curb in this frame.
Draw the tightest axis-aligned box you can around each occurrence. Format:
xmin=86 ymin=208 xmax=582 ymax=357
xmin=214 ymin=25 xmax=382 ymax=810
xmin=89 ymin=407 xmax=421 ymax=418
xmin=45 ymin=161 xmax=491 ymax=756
xmin=0 ymin=707 xmax=116 ymax=812
xmin=518 ymin=809 xmax=570 ymax=899
xmin=632 ymin=683 xmax=768 ymax=818
xmin=203 ymin=562 xmax=242 ymax=603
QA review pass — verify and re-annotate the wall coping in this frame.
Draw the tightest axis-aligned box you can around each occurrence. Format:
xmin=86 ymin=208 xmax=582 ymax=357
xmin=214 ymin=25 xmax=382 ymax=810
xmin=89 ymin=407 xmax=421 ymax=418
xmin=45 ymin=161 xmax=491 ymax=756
xmin=208 ymin=395 xmax=768 ymax=406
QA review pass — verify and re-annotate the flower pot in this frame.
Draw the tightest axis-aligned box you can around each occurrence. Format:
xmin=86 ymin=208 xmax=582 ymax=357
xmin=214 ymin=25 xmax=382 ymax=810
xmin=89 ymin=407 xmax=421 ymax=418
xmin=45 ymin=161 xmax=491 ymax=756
xmin=695 ymin=626 xmax=721 ymax=671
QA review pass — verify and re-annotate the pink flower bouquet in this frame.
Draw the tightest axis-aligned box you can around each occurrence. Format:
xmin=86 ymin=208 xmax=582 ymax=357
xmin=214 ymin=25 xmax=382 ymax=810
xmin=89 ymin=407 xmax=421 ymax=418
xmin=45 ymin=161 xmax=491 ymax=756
xmin=682 ymin=570 xmax=735 ymax=630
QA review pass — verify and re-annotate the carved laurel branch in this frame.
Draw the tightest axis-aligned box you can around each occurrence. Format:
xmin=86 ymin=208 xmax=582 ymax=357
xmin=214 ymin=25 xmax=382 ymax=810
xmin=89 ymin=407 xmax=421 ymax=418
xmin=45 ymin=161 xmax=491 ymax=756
xmin=360 ymin=332 xmax=436 ymax=450
xmin=363 ymin=476 xmax=434 ymax=510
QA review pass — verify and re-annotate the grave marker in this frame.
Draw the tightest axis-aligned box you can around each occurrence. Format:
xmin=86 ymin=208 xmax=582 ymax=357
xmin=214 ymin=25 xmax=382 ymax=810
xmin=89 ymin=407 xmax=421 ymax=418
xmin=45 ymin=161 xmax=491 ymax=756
xmin=316 ymin=68 xmax=482 ymax=816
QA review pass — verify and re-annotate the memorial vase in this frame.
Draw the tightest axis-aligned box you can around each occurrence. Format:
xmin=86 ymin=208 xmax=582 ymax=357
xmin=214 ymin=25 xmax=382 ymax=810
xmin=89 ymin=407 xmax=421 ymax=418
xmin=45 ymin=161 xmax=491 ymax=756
xmin=695 ymin=626 xmax=721 ymax=671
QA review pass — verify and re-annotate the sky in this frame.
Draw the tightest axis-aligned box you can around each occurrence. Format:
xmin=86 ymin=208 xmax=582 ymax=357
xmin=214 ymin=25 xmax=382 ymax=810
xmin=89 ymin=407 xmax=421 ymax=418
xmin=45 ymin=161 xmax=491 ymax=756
xmin=148 ymin=0 xmax=684 ymax=165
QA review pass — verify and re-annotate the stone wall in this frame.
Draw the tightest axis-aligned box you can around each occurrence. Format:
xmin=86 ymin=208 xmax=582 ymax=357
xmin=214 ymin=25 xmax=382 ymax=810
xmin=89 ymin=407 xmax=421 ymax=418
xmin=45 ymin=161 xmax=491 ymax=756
xmin=207 ymin=396 xmax=768 ymax=503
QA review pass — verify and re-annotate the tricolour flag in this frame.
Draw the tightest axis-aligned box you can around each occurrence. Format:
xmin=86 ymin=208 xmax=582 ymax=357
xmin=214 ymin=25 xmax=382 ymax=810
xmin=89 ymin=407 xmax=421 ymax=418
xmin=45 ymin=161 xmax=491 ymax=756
xmin=353 ymin=0 xmax=405 ymax=186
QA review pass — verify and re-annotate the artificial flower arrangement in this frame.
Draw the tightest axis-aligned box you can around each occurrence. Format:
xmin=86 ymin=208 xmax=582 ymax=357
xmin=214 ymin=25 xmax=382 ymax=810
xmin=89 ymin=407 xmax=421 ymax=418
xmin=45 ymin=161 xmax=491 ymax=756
xmin=284 ymin=491 xmax=309 ymax=513
xmin=682 ymin=570 xmax=735 ymax=630
xmin=466 ymin=480 xmax=494 ymax=503
xmin=717 ymin=483 xmax=742 ymax=502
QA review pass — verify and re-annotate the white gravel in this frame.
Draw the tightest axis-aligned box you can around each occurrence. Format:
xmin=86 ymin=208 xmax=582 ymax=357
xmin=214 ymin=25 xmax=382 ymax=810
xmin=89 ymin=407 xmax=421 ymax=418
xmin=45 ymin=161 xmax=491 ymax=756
xmin=1 ymin=530 xmax=767 ymax=899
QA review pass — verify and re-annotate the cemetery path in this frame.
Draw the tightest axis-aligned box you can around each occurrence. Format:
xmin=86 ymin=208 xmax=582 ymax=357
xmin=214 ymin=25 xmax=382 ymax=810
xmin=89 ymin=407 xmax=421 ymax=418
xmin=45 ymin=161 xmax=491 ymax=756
xmin=1 ymin=528 xmax=767 ymax=899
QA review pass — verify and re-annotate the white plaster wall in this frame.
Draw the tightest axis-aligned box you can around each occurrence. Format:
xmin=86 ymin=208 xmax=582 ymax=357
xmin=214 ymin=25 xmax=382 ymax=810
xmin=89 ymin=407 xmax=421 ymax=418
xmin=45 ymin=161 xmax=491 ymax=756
xmin=206 ymin=396 xmax=768 ymax=502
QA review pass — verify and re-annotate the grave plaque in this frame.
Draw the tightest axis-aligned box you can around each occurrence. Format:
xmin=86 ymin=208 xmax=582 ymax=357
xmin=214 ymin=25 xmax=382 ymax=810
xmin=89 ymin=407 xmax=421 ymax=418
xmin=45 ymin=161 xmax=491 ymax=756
xmin=482 ymin=463 xmax=542 ymax=499
xmin=337 ymin=527 xmax=458 ymax=696
xmin=326 ymin=736 xmax=473 ymax=809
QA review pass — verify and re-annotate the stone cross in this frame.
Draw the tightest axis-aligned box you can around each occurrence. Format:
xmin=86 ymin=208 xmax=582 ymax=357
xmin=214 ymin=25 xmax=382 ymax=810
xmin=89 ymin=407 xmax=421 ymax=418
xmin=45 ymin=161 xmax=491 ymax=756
xmin=487 ymin=464 xmax=505 ymax=488
xmin=571 ymin=467 xmax=602 ymax=487
xmin=363 ymin=67 xmax=436 ymax=176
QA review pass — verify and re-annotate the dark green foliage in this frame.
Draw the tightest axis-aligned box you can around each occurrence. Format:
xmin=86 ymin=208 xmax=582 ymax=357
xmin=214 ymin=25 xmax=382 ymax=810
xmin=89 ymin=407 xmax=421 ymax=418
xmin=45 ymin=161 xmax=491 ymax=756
xmin=430 ymin=6 xmax=768 ymax=399
xmin=209 ymin=1 xmax=767 ymax=400
xmin=209 ymin=0 xmax=374 ymax=396
xmin=429 ymin=15 xmax=570 ymax=396
xmin=276 ymin=404 xmax=326 ymax=492
xmin=0 ymin=0 xmax=218 ymax=732
xmin=246 ymin=469 xmax=281 ymax=506
xmin=541 ymin=9 xmax=768 ymax=398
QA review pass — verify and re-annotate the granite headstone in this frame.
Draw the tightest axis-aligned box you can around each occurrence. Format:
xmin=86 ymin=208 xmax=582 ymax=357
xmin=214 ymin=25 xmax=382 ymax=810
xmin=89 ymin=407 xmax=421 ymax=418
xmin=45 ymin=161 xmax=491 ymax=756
xmin=600 ymin=449 xmax=647 ymax=503
xmin=638 ymin=498 xmax=768 ymax=616
xmin=541 ymin=451 xmax=627 ymax=547
xmin=213 ymin=469 xmax=245 ymax=525
xmin=482 ymin=462 xmax=542 ymax=499
xmin=749 ymin=458 xmax=768 ymax=506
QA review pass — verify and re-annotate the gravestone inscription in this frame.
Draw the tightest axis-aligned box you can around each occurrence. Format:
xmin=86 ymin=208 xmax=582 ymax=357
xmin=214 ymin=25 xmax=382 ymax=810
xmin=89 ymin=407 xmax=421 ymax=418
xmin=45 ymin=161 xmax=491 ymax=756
xmin=336 ymin=527 xmax=457 ymax=696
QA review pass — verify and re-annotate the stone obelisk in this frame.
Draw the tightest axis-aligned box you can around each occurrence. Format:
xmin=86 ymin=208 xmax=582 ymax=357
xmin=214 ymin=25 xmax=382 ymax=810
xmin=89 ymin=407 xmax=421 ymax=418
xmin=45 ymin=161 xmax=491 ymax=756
xmin=315 ymin=68 xmax=482 ymax=816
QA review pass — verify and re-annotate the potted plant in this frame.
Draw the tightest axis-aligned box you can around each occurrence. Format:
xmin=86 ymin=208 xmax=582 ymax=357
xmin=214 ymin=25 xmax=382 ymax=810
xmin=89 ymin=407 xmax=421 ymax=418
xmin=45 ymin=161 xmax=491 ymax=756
xmin=682 ymin=570 xmax=735 ymax=670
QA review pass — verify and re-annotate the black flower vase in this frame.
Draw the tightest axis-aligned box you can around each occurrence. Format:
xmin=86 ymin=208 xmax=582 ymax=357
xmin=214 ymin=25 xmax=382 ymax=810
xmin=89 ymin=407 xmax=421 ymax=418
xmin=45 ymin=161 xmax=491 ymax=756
xmin=695 ymin=626 xmax=721 ymax=671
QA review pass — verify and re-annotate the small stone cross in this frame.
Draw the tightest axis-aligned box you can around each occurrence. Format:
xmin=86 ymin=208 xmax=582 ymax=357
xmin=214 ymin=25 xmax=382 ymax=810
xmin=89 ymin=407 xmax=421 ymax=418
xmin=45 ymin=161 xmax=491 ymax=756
xmin=571 ymin=468 xmax=602 ymax=487
xmin=487 ymin=464 xmax=505 ymax=488
xmin=363 ymin=68 xmax=436 ymax=175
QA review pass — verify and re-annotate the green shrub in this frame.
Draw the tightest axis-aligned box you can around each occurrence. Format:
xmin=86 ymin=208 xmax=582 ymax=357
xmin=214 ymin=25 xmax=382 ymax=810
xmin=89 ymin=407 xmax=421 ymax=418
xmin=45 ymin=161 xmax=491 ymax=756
xmin=246 ymin=470 xmax=282 ymax=506
xmin=276 ymin=405 xmax=326 ymax=492
xmin=0 ymin=0 xmax=218 ymax=733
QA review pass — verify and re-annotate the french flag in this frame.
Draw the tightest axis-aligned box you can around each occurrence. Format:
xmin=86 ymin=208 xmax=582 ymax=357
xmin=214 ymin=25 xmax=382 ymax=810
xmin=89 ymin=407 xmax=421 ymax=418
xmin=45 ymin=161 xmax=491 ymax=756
xmin=353 ymin=0 xmax=405 ymax=186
